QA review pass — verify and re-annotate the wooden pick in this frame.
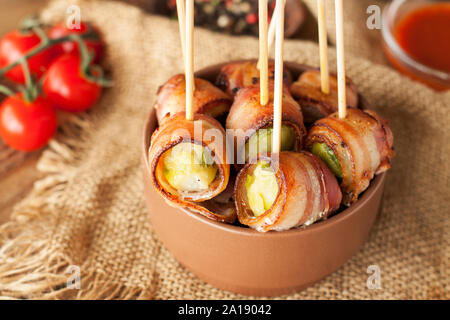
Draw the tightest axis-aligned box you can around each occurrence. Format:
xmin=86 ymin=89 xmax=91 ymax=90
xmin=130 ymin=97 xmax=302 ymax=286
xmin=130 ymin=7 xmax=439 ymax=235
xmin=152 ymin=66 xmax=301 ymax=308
xmin=335 ymin=0 xmax=347 ymax=119
xmin=272 ymin=0 xmax=286 ymax=155
xmin=259 ymin=0 xmax=269 ymax=106
xmin=257 ymin=3 xmax=278 ymax=70
xmin=176 ymin=0 xmax=186 ymax=66
xmin=185 ymin=0 xmax=195 ymax=121
xmin=317 ymin=0 xmax=330 ymax=94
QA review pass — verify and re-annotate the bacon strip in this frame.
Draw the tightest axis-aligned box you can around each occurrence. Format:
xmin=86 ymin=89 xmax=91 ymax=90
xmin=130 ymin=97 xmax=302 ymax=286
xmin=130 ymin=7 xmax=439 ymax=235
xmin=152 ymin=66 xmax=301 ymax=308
xmin=198 ymin=174 xmax=236 ymax=221
xmin=148 ymin=113 xmax=234 ymax=223
xmin=235 ymin=152 xmax=342 ymax=232
xmin=155 ymin=74 xmax=232 ymax=124
xmin=216 ymin=60 xmax=292 ymax=96
xmin=226 ymin=86 xmax=306 ymax=164
xmin=290 ymin=69 xmax=359 ymax=123
xmin=306 ymin=107 xmax=395 ymax=205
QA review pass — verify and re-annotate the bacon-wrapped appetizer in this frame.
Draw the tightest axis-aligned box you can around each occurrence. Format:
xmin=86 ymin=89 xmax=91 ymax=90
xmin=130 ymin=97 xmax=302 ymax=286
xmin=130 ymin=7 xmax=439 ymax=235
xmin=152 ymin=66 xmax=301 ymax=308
xmin=155 ymin=74 xmax=232 ymax=124
xmin=305 ymin=107 xmax=395 ymax=206
xmin=235 ymin=152 xmax=342 ymax=232
xmin=148 ymin=112 xmax=235 ymax=223
xmin=216 ymin=60 xmax=292 ymax=96
xmin=226 ymin=86 xmax=306 ymax=164
xmin=290 ymin=69 xmax=359 ymax=124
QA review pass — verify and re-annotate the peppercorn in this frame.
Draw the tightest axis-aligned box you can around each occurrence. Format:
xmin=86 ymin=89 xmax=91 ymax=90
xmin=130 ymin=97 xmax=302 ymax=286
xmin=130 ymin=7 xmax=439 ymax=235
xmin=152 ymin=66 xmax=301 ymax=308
xmin=166 ymin=0 xmax=276 ymax=36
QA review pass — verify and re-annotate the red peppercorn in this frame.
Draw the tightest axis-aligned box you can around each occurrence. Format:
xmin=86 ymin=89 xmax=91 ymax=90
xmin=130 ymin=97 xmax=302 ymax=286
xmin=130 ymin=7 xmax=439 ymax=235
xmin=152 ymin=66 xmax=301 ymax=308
xmin=168 ymin=0 xmax=176 ymax=9
xmin=246 ymin=13 xmax=258 ymax=25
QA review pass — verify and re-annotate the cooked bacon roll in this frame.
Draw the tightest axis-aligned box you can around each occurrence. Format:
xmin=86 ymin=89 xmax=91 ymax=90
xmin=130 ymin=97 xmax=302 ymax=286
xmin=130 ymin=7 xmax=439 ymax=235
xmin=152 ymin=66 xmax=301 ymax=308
xmin=199 ymin=174 xmax=236 ymax=220
xmin=148 ymin=112 xmax=234 ymax=223
xmin=216 ymin=60 xmax=292 ymax=96
xmin=226 ymin=85 xmax=306 ymax=164
xmin=290 ymin=69 xmax=359 ymax=124
xmin=235 ymin=152 xmax=342 ymax=232
xmin=305 ymin=107 xmax=395 ymax=205
xmin=155 ymin=74 xmax=232 ymax=124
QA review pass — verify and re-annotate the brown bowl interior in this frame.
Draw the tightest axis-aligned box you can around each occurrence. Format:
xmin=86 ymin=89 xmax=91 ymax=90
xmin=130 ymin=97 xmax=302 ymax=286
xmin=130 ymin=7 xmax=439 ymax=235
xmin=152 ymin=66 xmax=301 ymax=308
xmin=141 ymin=61 xmax=386 ymax=297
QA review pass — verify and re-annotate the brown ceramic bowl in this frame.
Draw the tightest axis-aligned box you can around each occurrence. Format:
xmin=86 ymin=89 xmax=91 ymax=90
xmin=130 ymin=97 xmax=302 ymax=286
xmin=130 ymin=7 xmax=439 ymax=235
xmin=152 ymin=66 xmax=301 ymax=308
xmin=142 ymin=61 xmax=386 ymax=297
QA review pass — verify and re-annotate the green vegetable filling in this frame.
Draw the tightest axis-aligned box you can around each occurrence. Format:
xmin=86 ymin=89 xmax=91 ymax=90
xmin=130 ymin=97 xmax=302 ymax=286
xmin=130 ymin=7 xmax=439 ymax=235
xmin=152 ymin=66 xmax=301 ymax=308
xmin=245 ymin=125 xmax=296 ymax=161
xmin=245 ymin=161 xmax=279 ymax=217
xmin=163 ymin=143 xmax=218 ymax=192
xmin=311 ymin=142 xmax=343 ymax=180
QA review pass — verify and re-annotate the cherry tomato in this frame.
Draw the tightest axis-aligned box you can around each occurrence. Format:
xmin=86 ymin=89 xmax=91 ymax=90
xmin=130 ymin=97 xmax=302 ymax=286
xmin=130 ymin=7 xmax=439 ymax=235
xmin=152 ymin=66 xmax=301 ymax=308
xmin=0 ymin=94 xmax=57 ymax=151
xmin=48 ymin=22 xmax=103 ymax=63
xmin=43 ymin=54 xmax=102 ymax=112
xmin=0 ymin=30 xmax=55 ymax=84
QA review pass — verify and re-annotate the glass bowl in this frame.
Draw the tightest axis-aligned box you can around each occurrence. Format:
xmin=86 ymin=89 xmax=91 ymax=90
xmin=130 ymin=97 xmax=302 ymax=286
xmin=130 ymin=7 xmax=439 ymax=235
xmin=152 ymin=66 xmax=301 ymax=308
xmin=382 ymin=0 xmax=450 ymax=91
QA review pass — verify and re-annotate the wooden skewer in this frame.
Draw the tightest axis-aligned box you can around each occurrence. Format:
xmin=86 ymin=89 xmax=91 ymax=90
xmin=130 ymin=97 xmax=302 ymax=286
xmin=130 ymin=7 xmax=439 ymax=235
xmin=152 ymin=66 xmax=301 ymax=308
xmin=317 ymin=0 xmax=330 ymax=95
xmin=267 ymin=9 xmax=277 ymax=57
xmin=257 ymin=2 xmax=278 ymax=70
xmin=272 ymin=0 xmax=285 ymax=155
xmin=259 ymin=0 xmax=269 ymax=106
xmin=185 ymin=0 xmax=195 ymax=121
xmin=176 ymin=0 xmax=186 ymax=66
xmin=335 ymin=0 xmax=347 ymax=119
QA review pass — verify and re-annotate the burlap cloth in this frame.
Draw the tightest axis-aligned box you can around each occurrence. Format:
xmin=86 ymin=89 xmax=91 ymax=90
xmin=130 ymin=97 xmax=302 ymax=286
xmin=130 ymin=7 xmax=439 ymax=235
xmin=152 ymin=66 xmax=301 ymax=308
xmin=0 ymin=0 xmax=448 ymax=299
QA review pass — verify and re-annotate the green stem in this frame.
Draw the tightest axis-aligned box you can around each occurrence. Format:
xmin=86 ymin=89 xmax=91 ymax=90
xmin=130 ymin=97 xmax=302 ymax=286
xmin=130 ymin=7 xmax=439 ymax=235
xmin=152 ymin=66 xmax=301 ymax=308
xmin=0 ymin=23 xmax=111 ymax=91
xmin=19 ymin=58 xmax=35 ymax=102
xmin=19 ymin=15 xmax=44 ymax=33
xmin=71 ymin=34 xmax=112 ymax=87
xmin=89 ymin=64 xmax=113 ymax=87
xmin=0 ymin=30 xmax=98 ymax=77
xmin=0 ymin=85 xmax=14 ymax=97
xmin=72 ymin=34 xmax=93 ymax=73
xmin=32 ymin=26 xmax=50 ymax=46
xmin=20 ymin=58 xmax=32 ymax=90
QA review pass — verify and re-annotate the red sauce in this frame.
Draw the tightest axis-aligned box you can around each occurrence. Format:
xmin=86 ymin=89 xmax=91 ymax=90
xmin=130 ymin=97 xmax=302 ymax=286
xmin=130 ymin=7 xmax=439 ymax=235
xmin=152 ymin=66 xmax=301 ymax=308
xmin=394 ymin=3 xmax=450 ymax=73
